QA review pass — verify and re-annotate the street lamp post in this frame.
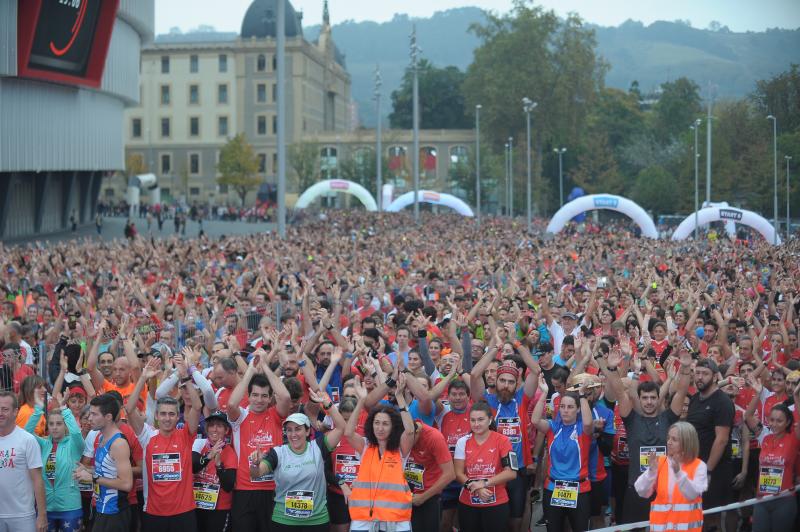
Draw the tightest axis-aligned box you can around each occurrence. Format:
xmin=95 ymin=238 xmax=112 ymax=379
xmin=691 ymin=119 xmax=701 ymax=239
xmin=553 ymin=148 xmax=566 ymax=206
xmin=374 ymin=66 xmax=382 ymax=211
xmin=786 ymin=155 xmax=792 ymax=241
xmin=475 ymin=104 xmax=481 ymax=225
xmin=523 ymin=98 xmax=537 ymax=232
xmin=410 ymin=26 xmax=421 ymax=223
xmin=705 ymin=82 xmax=714 ymax=205
xmin=504 ymin=142 xmax=509 ymax=216
xmin=508 ymin=137 xmax=513 ymax=217
xmin=767 ymin=115 xmax=778 ymax=244
xmin=276 ymin=0 xmax=287 ymax=238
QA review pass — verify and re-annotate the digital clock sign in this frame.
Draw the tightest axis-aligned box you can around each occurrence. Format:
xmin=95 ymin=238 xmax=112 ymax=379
xmin=17 ymin=0 xmax=120 ymax=88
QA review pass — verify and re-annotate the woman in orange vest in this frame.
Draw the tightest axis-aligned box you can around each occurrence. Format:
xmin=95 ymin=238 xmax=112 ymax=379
xmin=634 ymin=421 xmax=708 ymax=532
xmin=344 ymin=374 xmax=415 ymax=532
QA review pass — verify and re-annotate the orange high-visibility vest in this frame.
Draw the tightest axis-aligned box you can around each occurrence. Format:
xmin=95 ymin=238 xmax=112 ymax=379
xmin=349 ymin=444 xmax=412 ymax=523
xmin=649 ymin=456 xmax=704 ymax=532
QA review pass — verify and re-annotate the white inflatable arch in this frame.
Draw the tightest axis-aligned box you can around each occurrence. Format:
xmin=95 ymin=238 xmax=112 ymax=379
xmin=295 ymin=180 xmax=377 ymax=211
xmin=671 ymin=206 xmax=781 ymax=244
xmin=546 ymin=194 xmax=659 ymax=239
xmin=385 ymin=190 xmax=474 ymax=217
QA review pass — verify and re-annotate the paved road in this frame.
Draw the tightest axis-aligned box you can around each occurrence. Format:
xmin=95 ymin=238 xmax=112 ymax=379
xmin=4 ymin=216 xmax=278 ymax=246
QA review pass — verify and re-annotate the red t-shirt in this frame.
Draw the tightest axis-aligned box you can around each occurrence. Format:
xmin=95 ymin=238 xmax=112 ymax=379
xmin=455 ymin=431 xmax=514 ymax=507
xmin=138 ymin=425 xmax=196 ymax=516
xmin=12 ymin=364 xmax=35 ymax=393
xmin=405 ymin=423 xmax=453 ymax=494
xmin=611 ymin=404 xmax=629 ymax=465
xmin=758 ymin=432 xmax=800 ymax=495
xmin=229 ymin=406 xmax=284 ymax=490
xmin=215 ymin=387 xmax=249 ymax=413
xmin=191 ymin=439 xmax=238 ymax=511
xmin=440 ymin=407 xmax=471 ymax=457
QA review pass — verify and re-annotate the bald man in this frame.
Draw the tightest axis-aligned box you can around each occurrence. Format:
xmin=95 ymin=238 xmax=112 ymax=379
xmin=87 ymin=327 xmax=148 ymax=415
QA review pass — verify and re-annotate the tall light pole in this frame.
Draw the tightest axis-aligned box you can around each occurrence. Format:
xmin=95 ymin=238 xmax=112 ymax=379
xmin=475 ymin=104 xmax=482 ymax=225
xmin=410 ymin=25 xmax=421 ymax=222
xmin=504 ymin=142 xmax=509 ymax=216
xmin=786 ymin=155 xmax=792 ymax=241
xmin=553 ymin=148 xmax=566 ymax=206
xmin=767 ymin=115 xmax=778 ymax=244
xmin=705 ymin=83 xmax=714 ymax=205
xmin=691 ymin=118 xmax=701 ymax=239
xmin=374 ymin=65 xmax=383 ymax=210
xmin=523 ymin=98 xmax=537 ymax=231
xmin=276 ymin=0 xmax=287 ymax=238
xmin=508 ymin=137 xmax=513 ymax=217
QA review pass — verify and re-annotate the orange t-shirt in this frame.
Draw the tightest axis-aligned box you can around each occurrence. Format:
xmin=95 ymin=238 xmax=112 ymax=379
xmin=102 ymin=379 xmax=148 ymax=419
xmin=16 ymin=403 xmax=47 ymax=436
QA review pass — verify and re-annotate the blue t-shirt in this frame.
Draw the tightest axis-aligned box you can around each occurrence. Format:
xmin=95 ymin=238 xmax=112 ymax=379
xmin=484 ymin=388 xmax=527 ymax=466
xmin=408 ymin=399 xmax=436 ymax=427
xmin=316 ymin=363 xmax=342 ymax=402
xmin=545 ymin=418 xmax=591 ymax=491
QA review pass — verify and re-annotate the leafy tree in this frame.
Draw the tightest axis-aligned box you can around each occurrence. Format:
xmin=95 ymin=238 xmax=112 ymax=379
xmin=751 ymin=63 xmax=800 ymax=133
xmin=631 ymin=166 xmax=679 ymax=215
xmin=447 ymin=145 xmax=500 ymax=208
xmin=652 ymin=77 xmax=702 ymax=142
xmin=571 ymin=131 xmax=624 ymax=196
xmin=288 ymin=141 xmax=319 ymax=193
xmin=337 ymin=149 xmax=389 ymax=198
xmin=125 ymin=153 xmax=147 ymax=177
xmin=217 ymin=133 xmax=261 ymax=206
xmin=389 ymin=59 xmax=472 ymax=129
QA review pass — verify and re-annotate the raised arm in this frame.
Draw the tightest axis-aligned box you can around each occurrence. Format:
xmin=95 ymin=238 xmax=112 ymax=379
xmin=395 ymin=374 xmax=417 ymax=456
xmin=344 ymin=378 xmax=367 ymax=454
xmin=669 ymin=349 xmax=693 ymax=417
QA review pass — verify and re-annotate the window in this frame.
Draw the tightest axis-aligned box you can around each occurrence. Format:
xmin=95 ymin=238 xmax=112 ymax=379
xmin=272 ymin=153 xmax=277 ymax=173
xmin=272 ymin=55 xmax=277 ymax=70
xmin=190 ymin=187 xmax=201 ymax=196
xmin=257 ymin=83 xmax=267 ymax=103
xmin=190 ymin=54 xmax=198 ymax=73
xmin=161 ymin=188 xmax=171 ymax=198
xmin=189 ymin=153 xmax=200 ymax=174
xmin=160 ymin=153 xmax=172 ymax=174
xmin=421 ymin=146 xmax=437 ymax=180
xmin=257 ymin=54 xmax=266 ymax=71
xmin=218 ymin=54 xmax=228 ymax=72
xmin=131 ymin=118 xmax=142 ymax=138
xmin=217 ymin=84 xmax=228 ymax=104
xmin=160 ymin=117 xmax=170 ymax=138
xmin=320 ymin=147 xmax=338 ymax=179
xmin=189 ymin=84 xmax=199 ymax=104
xmin=272 ymin=83 xmax=277 ymax=102
xmin=258 ymin=153 xmax=267 ymax=173
xmin=161 ymin=56 xmax=169 ymax=73
xmin=388 ymin=146 xmax=409 ymax=183
xmin=450 ymin=145 xmax=469 ymax=165
xmin=257 ymin=115 xmax=266 ymax=135
xmin=272 ymin=115 xmax=277 ymax=134
xmin=189 ymin=117 xmax=199 ymax=137
xmin=217 ymin=116 xmax=228 ymax=137
xmin=160 ymin=85 xmax=170 ymax=105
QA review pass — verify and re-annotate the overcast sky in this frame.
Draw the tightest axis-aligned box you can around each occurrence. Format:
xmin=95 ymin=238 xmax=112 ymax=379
xmin=156 ymin=0 xmax=800 ymax=35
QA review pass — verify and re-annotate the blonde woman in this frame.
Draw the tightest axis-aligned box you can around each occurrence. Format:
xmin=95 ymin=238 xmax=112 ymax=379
xmin=634 ymin=421 xmax=708 ymax=532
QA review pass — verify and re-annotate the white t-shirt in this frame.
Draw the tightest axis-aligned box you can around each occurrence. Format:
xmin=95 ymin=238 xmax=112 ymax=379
xmin=0 ymin=426 xmax=43 ymax=518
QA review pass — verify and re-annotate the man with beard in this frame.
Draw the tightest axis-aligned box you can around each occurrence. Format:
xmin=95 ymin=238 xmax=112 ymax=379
xmin=600 ymin=347 xmax=692 ymax=526
xmin=470 ymin=350 xmax=537 ymax=532
xmin=686 ymin=358 xmax=734 ymax=532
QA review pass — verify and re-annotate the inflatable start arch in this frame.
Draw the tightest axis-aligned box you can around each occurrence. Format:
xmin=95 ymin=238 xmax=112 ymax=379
xmin=294 ymin=180 xmax=378 ymax=211
xmin=546 ymin=194 xmax=659 ymax=239
xmin=385 ymin=191 xmax=474 ymax=217
xmin=671 ymin=206 xmax=781 ymax=245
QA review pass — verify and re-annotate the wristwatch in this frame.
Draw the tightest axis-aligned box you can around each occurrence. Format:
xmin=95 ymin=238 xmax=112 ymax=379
xmin=385 ymin=377 xmax=397 ymax=388
xmin=92 ymin=473 xmax=100 ymax=484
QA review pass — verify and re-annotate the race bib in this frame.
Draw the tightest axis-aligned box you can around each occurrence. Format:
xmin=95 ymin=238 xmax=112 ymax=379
xmin=404 ymin=461 xmax=425 ymax=491
xmin=285 ymin=490 xmax=314 ymax=518
xmin=639 ymin=446 xmax=666 ymax=472
xmin=193 ymin=482 xmax=220 ymax=510
xmin=617 ymin=437 xmax=629 ymax=460
xmin=45 ymin=451 xmax=56 ymax=481
xmin=497 ymin=417 xmax=522 ymax=444
xmin=731 ymin=438 xmax=741 ymax=460
xmin=468 ymin=481 xmax=496 ymax=505
xmin=152 ymin=453 xmax=182 ymax=482
xmin=334 ymin=453 xmax=359 ymax=485
xmin=78 ymin=480 xmax=93 ymax=492
xmin=758 ymin=466 xmax=783 ymax=494
xmin=551 ymin=480 xmax=579 ymax=508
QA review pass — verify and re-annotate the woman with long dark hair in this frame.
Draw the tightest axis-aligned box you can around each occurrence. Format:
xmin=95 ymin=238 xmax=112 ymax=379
xmin=17 ymin=374 xmax=48 ymax=436
xmin=344 ymin=375 xmax=415 ymax=532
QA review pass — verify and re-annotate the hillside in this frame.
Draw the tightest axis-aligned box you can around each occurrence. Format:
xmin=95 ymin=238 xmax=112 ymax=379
xmin=305 ymin=7 xmax=800 ymax=127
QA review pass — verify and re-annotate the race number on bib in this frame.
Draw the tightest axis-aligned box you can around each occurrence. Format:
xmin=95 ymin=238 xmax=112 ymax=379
xmin=45 ymin=452 xmax=56 ymax=481
xmin=152 ymin=453 xmax=182 ymax=482
xmin=731 ymin=438 xmax=741 ymax=460
xmin=497 ymin=417 xmax=522 ymax=443
xmin=285 ymin=490 xmax=314 ymax=518
xmin=639 ymin=446 xmax=666 ymax=472
xmin=758 ymin=466 xmax=783 ymax=495
xmin=551 ymin=480 xmax=579 ymax=508
xmin=334 ymin=453 xmax=359 ymax=485
xmin=193 ymin=482 xmax=220 ymax=510
xmin=404 ymin=461 xmax=425 ymax=491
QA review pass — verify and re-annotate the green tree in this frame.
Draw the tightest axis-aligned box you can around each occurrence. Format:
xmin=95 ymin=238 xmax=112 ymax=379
xmin=652 ymin=77 xmax=702 ymax=142
xmin=462 ymin=1 xmax=606 ymax=214
xmin=389 ymin=59 xmax=472 ymax=129
xmin=631 ymin=166 xmax=679 ymax=215
xmin=338 ymin=149 xmax=389 ymax=198
xmin=571 ymin=132 xmax=625 ymax=196
xmin=288 ymin=141 xmax=319 ymax=192
xmin=751 ymin=64 xmax=800 ymax=133
xmin=447 ymin=145 xmax=499 ymax=208
xmin=217 ymin=133 xmax=261 ymax=206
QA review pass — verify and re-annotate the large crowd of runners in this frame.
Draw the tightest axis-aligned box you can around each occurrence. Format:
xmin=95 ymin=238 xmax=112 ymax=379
xmin=0 ymin=211 xmax=799 ymax=532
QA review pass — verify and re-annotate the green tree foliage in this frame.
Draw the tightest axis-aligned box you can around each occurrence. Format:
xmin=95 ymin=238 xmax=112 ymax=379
xmin=288 ymin=141 xmax=319 ymax=193
xmin=652 ymin=77 xmax=702 ymax=142
xmin=337 ymin=149 xmax=390 ymax=198
xmin=389 ymin=59 xmax=472 ymax=129
xmin=447 ymin=145 xmax=500 ymax=208
xmin=631 ymin=166 xmax=679 ymax=215
xmin=752 ymin=64 xmax=800 ymax=133
xmin=217 ymin=133 xmax=261 ymax=206
xmin=571 ymin=131 xmax=625 ymax=197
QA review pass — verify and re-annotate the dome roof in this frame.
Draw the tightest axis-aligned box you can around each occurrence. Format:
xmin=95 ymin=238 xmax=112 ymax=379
xmin=241 ymin=0 xmax=303 ymax=39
